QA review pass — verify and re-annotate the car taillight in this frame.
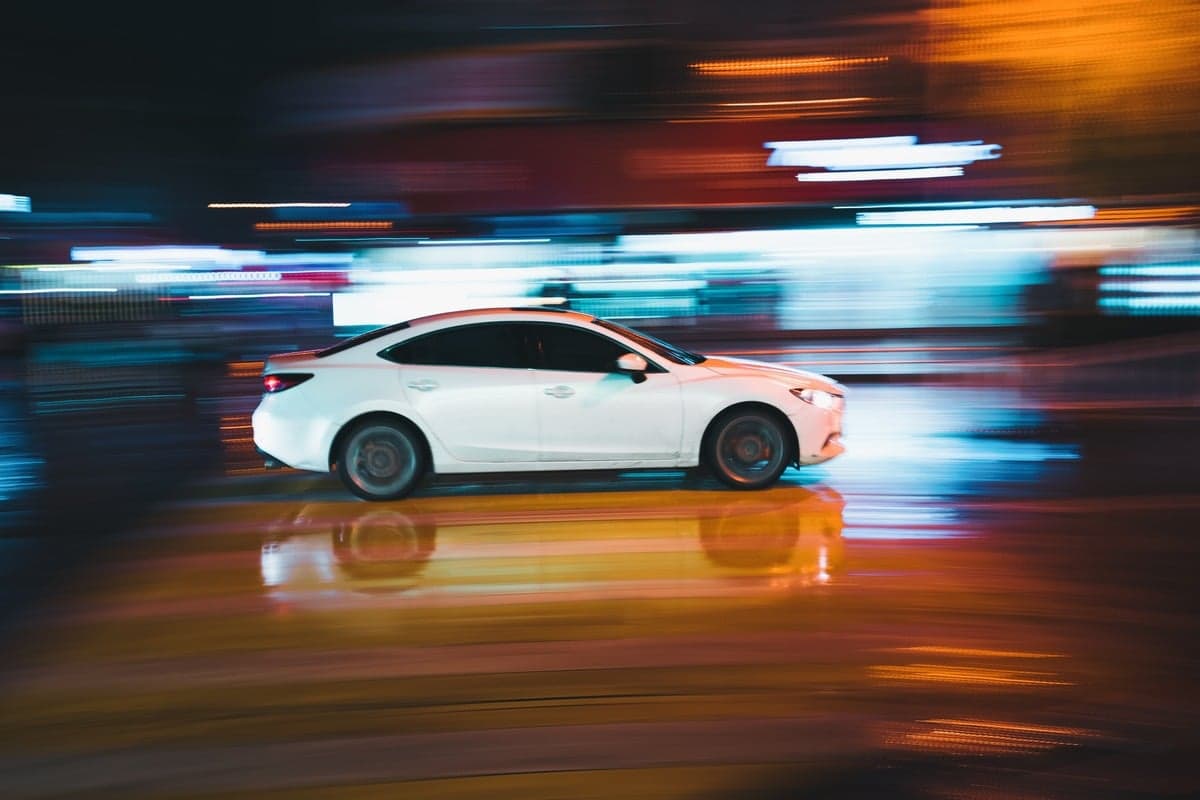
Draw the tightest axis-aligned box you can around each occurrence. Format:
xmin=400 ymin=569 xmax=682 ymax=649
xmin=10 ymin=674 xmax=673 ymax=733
xmin=263 ymin=373 xmax=313 ymax=393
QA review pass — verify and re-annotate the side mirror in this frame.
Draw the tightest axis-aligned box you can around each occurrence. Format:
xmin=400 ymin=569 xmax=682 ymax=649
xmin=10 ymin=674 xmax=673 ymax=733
xmin=616 ymin=352 xmax=648 ymax=384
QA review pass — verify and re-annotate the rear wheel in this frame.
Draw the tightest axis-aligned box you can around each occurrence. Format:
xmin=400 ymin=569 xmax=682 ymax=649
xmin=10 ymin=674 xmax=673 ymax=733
xmin=337 ymin=419 xmax=425 ymax=501
xmin=705 ymin=410 xmax=790 ymax=489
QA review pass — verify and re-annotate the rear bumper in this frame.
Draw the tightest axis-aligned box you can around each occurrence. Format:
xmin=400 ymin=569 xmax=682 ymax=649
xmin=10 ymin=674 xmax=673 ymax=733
xmin=256 ymin=447 xmax=289 ymax=470
xmin=252 ymin=401 xmax=330 ymax=473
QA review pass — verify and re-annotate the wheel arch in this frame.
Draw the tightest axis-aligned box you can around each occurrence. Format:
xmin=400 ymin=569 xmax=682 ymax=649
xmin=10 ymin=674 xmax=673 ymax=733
xmin=328 ymin=411 xmax=434 ymax=473
xmin=699 ymin=401 xmax=799 ymax=468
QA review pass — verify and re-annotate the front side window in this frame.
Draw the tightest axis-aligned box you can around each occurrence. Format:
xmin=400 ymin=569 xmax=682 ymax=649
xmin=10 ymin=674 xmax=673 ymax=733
xmin=528 ymin=323 xmax=636 ymax=373
xmin=592 ymin=318 xmax=705 ymax=365
xmin=380 ymin=323 xmax=529 ymax=368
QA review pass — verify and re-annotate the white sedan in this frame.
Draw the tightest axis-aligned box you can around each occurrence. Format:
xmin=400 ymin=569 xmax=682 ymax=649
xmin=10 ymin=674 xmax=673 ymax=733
xmin=253 ymin=307 xmax=845 ymax=500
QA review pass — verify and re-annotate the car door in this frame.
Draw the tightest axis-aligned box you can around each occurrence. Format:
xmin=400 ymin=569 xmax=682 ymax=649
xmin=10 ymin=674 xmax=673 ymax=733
xmin=526 ymin=322 xmax=683 ymax=462
xmin=380 ymin=322 xmax=538 ymax=463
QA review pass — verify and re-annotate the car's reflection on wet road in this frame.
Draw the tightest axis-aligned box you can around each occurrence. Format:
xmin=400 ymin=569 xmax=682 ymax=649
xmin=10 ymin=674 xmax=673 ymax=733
xmin=261 ymin=487 xmax=844 ymax=611
xmin=1 ymin=385 xmax=1198 ymax=798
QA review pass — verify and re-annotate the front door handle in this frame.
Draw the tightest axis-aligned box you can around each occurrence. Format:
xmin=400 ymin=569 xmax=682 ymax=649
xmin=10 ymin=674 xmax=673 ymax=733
xmin=543 ymin=385 xmax=575 ymax=399
xmin=407 ymin=379 xmax=439 ymax=392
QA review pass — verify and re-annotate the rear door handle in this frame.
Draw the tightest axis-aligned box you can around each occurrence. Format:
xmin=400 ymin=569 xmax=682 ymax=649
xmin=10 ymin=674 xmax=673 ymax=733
xmin=544 ymin=385 xmax=575 ymax=399
xmin=407 ymin=379 xmax=439 ymax=392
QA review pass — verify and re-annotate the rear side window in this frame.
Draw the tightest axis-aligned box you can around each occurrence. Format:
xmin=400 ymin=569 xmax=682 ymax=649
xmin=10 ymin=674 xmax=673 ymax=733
xmin=529 ymin=323 xmax=634 ymax=373
xmin=379 ymin=323 xmax=529 ymax=368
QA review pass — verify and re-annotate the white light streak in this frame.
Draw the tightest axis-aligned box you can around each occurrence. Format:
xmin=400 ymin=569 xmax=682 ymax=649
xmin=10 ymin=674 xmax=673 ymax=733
xmin=135 ymin=272 xmax=284 ymax=284
xmin=69 ymin=246 xmax=352 ymax=268
xmin=332 ymin=292 xmax=563 ymax=327
xmin=1 ymin=194 xmax=32 ymax=213
xmin=186 ymin=292 xmax=331 ymax=300
xmin=1099 ymin=265 xmax=1200 ymax=277
xmin=256 ymin=253 xmax=356 ymax=266
xmin=73 ymin=246 xmax=263 ymax=265
xmin=797 ymin=167 xmax=964 ymax=182
xmin=207 ymin=202 xmax=352 ymax=209
xmin=1099 ymin=281 xmax=1200 ymax=294
xmin=33 ymin=263 xmax=170 ymax=272
xmin=0 ymin=288 xmax=119 ymax=294
xmin=1100 ymin=297 xmax=1200 ymax=311
xmin=857 ymin=206 xmax=1096 ymax=226
xmin=417 ymin=238 xmax=551 ymax=246
xmin=766 ymin=136 xmax=1001 ymax=170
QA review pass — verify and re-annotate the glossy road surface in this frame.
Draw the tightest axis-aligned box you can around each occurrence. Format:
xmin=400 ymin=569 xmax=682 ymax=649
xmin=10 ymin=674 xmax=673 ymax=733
xmin=1 ymin=384 xmax=1198 ymax=799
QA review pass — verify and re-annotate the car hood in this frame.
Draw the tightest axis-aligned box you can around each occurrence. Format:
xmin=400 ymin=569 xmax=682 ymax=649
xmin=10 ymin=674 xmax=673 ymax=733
xmin=702 ymin=355 xmax=845 ymax=393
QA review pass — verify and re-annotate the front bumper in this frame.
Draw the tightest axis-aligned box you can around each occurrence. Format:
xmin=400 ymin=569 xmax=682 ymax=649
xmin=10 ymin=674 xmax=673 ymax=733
xmin=790 ymin=407 xmax=845 ymax=466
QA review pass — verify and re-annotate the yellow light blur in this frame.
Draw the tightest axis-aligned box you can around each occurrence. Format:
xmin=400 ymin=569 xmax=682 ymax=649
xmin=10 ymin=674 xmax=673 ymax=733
xmin=227 ymin=361 xmax=264 ymax=378
xmin=691 ymin=56 xmax=889 ymax=77
xmin=884 ymin=718 xmax=1095 ymax=755
xmin=869 ymin=664 xmax=1072 ymax=686
xmin=889 ymin=645 xmax=1064 ymax=659
xmin=718 ymin=97 xmax=874 ymax=107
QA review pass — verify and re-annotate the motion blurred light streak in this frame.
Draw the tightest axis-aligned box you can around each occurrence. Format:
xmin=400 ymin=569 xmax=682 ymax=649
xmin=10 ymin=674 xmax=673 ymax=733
xmin=796 ymin=167 xmax=963 ymax=181
xmin=766 ymin=137 xmax=1000 ymax=170
xmin=0 ymin=194 xmax=32 ymax=212
xmin=208 ymin=202 xmax=352 ymax=209
xmin=857 ymin=206 xmax=1096 ymax=225
xmin=186 ymin=292 xmax=331 ymax=300
xmin=0 ymin=288 xmax=118 ymax=294
xmin=255 ymin=221 xmax=393 ymax=231
xmin=72 ymin=246 xmax=254 ymax=264
xmin=1099 ymin=297 xmax=1200 ymax=312
xmin=1100 ymin=265 xmax=1200 ymax=277
xmin=1099 ymin=281 xmax=1200 ymax=294
xmin=135 ymin=272 xmax=284 ymax=284
xmin=719 ymin=97 xmax=872 ymax=107
xmin=889 ymin=718 xmax=1092 ymax=754
xmin=869 ymin=664 xmax=1072 ymax=686
xmin=418 ymin=238 xmax=551 ymax=245
xmin=891 ymin=646 xmax=1064 ymax=659
xmin=692 ymin=56 xmax=889 ymax=76
xmin=924 ymin=719 xmax=1088 ymax=736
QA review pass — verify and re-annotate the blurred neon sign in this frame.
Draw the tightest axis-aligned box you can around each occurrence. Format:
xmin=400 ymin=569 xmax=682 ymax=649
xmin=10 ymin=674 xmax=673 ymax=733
xmin=765 ymin=136 xmax=1001 ymax=182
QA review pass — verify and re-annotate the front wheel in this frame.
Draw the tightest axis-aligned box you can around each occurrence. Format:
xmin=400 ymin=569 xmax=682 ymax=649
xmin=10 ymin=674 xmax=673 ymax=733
xmin=705 ymin=410 xmax=790 ymax=489
xmin=337 ymin=419 xmax=426 ymax=501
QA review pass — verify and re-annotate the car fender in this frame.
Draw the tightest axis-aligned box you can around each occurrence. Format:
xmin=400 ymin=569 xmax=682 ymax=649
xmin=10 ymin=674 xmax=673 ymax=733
xmin=678 ymin=373 xmax=802 ymax=463
xmin=322 ymin=399 xmax=457 ymax=472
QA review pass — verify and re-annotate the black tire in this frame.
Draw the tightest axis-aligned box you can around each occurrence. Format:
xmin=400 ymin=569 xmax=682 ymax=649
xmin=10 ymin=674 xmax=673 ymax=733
xmin=704 ymin=409 xmax=790 ymax=490
xmin=336 ymin=418 xmax=426 ymax=501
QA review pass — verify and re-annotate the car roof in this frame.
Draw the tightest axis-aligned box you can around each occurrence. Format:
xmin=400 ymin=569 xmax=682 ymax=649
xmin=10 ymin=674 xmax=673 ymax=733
xmin=317 ymin=306 xmax=597 ymax=358
xmin=404 ymin=305 xmax=596 ymax=329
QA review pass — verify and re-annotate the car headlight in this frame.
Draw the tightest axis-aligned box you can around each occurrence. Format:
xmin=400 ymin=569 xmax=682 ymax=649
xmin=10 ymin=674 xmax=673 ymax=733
xmin=791 ymin=387 xmax=842 ymax=410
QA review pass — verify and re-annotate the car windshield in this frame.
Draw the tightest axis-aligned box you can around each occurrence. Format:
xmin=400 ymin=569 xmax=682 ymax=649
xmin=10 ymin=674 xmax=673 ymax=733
xmin=593 ymin=318 xmax=706 ymax=366
xmin=315 ymin=321 xmax=410 ymax=358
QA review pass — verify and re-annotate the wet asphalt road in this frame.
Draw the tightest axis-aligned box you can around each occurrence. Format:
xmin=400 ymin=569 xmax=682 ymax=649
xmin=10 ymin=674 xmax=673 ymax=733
xmin=0 ymin=382 xmax=1198 ymax=799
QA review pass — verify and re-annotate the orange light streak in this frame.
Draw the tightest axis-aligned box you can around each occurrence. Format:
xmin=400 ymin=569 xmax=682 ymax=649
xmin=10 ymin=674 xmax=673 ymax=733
xmin=227 ymin=360 xmax=264 ymax=378
xmin=889 ymin=645 xmax=1064 ymax=659
xmin=691 ymin=56 xmax=889 ymax=77
xmin=1031 ymin=206 xmax=1199 ymax=226
xmin=869 ymin=664 xmax=1072 ymax=686
xmin=718 ymin=97 xmax=873 ymax=107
